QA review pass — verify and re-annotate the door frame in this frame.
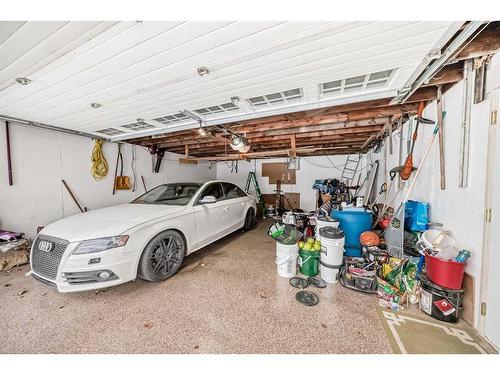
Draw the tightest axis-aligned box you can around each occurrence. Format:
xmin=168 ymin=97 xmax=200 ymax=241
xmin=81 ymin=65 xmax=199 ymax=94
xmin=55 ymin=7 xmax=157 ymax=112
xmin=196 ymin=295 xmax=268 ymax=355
xmin=479 ymin=88 xmax=499 ymax=350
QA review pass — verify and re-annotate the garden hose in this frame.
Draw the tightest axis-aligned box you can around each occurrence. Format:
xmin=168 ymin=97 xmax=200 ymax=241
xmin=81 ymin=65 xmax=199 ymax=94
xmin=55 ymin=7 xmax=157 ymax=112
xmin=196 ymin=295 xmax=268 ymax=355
xmin=91 ymin=139 xmax=109 ymax=180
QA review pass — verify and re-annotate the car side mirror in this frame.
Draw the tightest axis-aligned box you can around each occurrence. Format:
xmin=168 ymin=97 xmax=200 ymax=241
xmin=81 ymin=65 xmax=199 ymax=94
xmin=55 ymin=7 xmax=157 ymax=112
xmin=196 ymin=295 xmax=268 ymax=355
xmin=199 ymin=195 xmax=217 ymax=204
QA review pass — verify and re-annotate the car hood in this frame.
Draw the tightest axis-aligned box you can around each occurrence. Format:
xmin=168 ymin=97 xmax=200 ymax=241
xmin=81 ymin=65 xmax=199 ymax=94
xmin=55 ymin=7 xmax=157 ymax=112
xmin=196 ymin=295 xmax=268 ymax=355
xmin=40 ymin=204 xmax=186 ymax=242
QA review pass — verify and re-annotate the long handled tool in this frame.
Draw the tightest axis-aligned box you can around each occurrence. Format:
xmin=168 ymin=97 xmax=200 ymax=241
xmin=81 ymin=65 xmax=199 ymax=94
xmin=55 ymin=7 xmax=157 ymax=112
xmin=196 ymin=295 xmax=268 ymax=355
xmin=437 ymin=86 xmax=446 ymax=190
xmin=5 ymin=120 xmax=13 ymax=185
xmin=400 ymin=116 xmax=443 ymax=204
xmin=112 ymin=144 xmax=120 ymax=195
xmin=400 ymin=102 xmax=435 ymax=180
xmin=376 ymin=111 xmax=446 ymax=228
xmin=62 ymin=179 xmax=87 ymax=213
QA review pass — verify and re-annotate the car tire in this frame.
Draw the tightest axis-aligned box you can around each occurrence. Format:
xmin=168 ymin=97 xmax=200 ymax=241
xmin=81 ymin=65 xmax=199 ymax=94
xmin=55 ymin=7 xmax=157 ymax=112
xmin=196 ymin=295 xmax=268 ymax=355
xmin=138 ymin=230 xmax=186 ymax=282
xmin=242 ymin=208 xmax=256 ymax=232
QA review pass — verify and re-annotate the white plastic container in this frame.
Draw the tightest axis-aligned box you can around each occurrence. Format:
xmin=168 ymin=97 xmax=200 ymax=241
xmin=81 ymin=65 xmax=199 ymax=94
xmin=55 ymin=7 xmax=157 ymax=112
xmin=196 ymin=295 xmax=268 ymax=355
xmin=315 ymin=216 xmax=339 ymax=236
xmin=275 ymin=242 xmax=299 ymax=278
xmin=417 ymin=229 xmax=457 ymax=260
xmin=319 ymin=226 xmax=345 ymax=283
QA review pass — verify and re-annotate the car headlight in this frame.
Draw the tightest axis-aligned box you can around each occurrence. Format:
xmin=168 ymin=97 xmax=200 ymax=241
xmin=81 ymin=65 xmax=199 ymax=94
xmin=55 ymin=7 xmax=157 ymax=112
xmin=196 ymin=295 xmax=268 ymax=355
xmin=73 ymin=236 xmax=129 ymax=255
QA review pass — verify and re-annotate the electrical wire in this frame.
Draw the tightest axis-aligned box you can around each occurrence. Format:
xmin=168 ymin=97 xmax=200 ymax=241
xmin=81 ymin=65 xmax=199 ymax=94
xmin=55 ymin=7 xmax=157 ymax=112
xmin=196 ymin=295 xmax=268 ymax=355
xmin=91 ymin=139 xmax=109 ymax=180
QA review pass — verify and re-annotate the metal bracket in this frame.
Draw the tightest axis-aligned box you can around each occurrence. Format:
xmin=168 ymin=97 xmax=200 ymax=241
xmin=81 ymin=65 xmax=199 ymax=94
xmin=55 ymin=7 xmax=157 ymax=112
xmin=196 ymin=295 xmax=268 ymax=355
xmin=481 ymin=302 xmax=487 ymax=316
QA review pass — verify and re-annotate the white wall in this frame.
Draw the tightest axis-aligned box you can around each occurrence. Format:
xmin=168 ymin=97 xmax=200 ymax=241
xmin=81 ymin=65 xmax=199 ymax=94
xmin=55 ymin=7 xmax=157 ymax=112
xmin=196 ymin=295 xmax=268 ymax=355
xmin=216 ymin=154 xmax=370 ymax=212
xmin=373 ymin=53 xmax=500 ymax=329
xmin=0 ymin=122 xmax=216 ymax=239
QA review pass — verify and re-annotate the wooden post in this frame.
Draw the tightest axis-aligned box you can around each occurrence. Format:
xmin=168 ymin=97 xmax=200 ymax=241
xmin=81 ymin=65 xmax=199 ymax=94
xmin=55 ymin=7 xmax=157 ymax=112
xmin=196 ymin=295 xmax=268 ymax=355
xmin=289 ymin=134 xmax=297 ymax=157
xmin=179 ymin=144 xmax=198 ymax=165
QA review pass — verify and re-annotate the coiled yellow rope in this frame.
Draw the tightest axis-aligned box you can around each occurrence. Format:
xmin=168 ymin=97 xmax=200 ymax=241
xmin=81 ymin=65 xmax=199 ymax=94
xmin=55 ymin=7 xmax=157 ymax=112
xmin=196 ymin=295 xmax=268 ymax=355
xmin=91 ymin=139 xmax=109 ymax=180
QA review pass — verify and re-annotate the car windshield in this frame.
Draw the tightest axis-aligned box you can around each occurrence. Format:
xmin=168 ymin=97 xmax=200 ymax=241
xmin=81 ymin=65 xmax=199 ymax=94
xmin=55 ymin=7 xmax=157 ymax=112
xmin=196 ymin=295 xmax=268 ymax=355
xmin=131 ymin=183 xmax=202 ymax=206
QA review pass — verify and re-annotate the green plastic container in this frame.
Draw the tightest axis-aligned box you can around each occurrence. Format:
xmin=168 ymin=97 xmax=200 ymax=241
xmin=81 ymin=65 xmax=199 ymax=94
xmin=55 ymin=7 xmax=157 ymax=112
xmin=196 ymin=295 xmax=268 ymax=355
xmin=299 ymin=249 xmax=320 ymax=277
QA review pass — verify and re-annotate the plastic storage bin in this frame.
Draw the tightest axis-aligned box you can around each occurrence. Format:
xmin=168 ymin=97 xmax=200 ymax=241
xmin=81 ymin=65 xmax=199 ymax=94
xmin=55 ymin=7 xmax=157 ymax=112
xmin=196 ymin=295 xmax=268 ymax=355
xmin=425 ymin=254 xmax=466 ymax=290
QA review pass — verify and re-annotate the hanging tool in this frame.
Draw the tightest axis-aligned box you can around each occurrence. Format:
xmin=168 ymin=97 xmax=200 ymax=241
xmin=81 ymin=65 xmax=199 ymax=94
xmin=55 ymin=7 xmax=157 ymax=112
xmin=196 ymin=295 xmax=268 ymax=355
xmin=245 ymin=171 xmax=265 ymax=218
xmin=379 ymin=112 xmax=445 ymax=231
xmin=370 ymin=167 xmax=397 ymax=210
xmin=437 ymin=86 xmax=446 ymax=190
xmin=154 ymin=149 xmax=165 ymax=173
xmin=5 ymin=120 xmax=13 ymax=185
xmin=131 ymin=145 xmax=137 ymax=192
xmin=230 ymin=160 xmax=239 ymax=173
xmin=400 ymin=102 xmax=435 ymax=180
xmin=401 ymin=114 xmax=444 ymax=203
xmin=387 ymin=123 xmax=393 ymax=155
xmin=91 ymin=139 xmax=109 ymax=180
xmin=114 ymin=144 xmax=131 ymax=191
xmin=407 ymin=116 xmax=413 ymax=154
xmin=373 ymin=169 xmax=400 ymax=227
xmin=62 ymin=179 xmax=87 ymax=213
xmin=397 ymin=118 xmax=404 ymax=189
xmin=112 ymin=144 xmax=119 ymax=195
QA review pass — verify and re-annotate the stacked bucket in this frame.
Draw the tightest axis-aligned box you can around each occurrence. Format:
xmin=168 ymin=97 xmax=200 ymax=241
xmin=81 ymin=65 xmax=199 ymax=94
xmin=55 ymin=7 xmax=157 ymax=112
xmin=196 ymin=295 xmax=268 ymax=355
xmin=318 ymin=226 xmax=345 ymax=283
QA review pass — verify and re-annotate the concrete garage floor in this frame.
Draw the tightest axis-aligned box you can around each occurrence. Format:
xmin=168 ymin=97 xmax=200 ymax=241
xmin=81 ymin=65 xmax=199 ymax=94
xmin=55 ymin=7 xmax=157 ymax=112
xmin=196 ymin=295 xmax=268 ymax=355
xmin=0 ymin=219 xmax=392 ymax=354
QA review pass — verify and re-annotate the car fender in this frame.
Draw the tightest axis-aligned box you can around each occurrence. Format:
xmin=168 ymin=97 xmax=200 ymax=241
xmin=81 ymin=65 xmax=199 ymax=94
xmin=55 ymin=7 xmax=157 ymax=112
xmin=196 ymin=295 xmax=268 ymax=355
xmin=123 ymin=211 xmax=196 ymax=278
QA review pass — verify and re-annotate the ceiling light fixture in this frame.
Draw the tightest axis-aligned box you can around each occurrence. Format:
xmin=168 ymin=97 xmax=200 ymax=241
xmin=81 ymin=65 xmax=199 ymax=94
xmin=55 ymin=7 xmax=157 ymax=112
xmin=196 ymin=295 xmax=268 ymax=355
xmin=90 ymin=102 xmax=102 ymax=109
xmin=197 ymin=66 xmax=209 ymax=76
xmin=15 ymin=77 xmax=31 ymax=85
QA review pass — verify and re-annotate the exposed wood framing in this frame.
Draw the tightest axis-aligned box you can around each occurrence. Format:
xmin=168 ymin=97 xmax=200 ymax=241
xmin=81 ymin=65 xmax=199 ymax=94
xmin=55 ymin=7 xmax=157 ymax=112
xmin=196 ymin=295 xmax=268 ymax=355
xmin=126 ymin=58 xmax=479 ymax=160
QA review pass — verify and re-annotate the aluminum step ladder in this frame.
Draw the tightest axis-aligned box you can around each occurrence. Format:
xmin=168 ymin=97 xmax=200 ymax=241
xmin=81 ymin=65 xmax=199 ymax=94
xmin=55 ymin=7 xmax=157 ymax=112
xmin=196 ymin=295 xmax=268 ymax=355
xmin=341 ymin=153 xmax=361 ymax=185
xmin=245 ymin=172 xmax=266 ymax=218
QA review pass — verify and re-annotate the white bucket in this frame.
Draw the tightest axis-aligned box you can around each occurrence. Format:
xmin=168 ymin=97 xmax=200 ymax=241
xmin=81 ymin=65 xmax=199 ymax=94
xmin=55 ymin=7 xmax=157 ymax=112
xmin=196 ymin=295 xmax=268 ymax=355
xmin=319 ymin=228 xmax=345 ymax=283
xmin=275 ymin=242 xmax=299 ymax=278
xmin=315 ymin=216 xmax=339 ymax=236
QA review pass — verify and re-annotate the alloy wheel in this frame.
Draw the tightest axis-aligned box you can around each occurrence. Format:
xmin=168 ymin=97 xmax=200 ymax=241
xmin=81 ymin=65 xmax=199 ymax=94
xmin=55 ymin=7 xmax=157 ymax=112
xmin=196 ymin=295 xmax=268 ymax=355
xmin=150 ymin=235 xmax=183 ymax=276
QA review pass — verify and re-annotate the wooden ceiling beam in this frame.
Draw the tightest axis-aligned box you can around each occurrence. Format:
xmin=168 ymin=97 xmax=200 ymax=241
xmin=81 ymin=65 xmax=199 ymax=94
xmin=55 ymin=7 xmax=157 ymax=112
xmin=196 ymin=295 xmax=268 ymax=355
xmin=129 ymin=86 xmax=438 ymax=146
xmin=163 ymin=124 xmax=384 ymax=152
xmin=133 ymin=102 xmax=414 ymax=147
xmin=150 ymin=117 xmax=389 ymax=148
xmin=191 ymin=144 xmax=364 ymax=161
xmin=168 ymin=132 xmax=378 ymax=154
xmin=452 ymin=25 xmax=500 ymax=62
xmin=187 ymin=138 xmax=370 ymax=156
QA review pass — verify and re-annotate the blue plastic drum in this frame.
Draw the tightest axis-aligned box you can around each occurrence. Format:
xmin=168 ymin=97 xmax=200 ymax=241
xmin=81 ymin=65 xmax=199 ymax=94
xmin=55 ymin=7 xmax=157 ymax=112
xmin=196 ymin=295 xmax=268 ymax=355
xmin=331 ymin=209 xmax=373 ymax=256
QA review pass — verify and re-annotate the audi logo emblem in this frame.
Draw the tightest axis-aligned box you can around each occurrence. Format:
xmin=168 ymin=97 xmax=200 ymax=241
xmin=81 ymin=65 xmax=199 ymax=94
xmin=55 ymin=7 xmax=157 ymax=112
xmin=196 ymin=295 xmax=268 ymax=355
xmin=38 ymin=241 xmax=53 ymax=252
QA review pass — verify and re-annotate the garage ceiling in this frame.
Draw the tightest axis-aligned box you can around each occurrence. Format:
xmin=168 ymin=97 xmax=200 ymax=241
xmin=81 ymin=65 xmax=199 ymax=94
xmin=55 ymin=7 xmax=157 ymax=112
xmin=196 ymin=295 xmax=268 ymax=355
xmin=0 ymin=21 xmax=462 ymax=141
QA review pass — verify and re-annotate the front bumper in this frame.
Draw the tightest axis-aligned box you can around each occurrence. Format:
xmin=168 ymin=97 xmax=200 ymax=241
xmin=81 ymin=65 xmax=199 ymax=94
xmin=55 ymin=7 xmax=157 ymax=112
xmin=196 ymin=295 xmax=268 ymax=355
xmin=31 ymin=240 xmax=139 ymax=293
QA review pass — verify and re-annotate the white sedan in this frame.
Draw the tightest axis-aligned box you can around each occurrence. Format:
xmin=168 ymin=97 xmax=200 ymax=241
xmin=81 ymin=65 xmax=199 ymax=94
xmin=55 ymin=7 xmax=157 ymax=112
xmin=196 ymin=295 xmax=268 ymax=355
xmin=30 ymin=181 xmax=257 ymax=293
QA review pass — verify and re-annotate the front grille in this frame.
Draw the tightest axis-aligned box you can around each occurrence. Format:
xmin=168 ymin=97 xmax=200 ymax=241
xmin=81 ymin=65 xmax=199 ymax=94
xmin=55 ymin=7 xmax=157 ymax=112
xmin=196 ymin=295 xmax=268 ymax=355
xmin=31 ymin=235 xmax=69 ymax=280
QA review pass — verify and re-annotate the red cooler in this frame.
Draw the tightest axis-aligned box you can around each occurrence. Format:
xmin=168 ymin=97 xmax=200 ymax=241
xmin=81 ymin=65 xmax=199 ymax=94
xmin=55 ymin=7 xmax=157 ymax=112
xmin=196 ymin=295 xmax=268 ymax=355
xmin=425 ymin=254 xmax=466 ymax=290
